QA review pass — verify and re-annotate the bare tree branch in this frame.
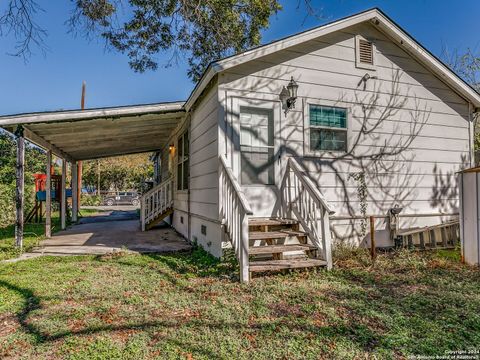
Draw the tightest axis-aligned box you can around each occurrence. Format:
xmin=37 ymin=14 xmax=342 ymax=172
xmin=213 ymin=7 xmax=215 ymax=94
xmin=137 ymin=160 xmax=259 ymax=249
xmin=0 ymin=0 xmax=48 ymax=59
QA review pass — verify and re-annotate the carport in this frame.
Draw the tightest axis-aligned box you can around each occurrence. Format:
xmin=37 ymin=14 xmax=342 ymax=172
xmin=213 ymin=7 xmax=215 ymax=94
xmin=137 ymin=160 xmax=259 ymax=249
xmin=0 ymin=102 xmax=185 ymax=248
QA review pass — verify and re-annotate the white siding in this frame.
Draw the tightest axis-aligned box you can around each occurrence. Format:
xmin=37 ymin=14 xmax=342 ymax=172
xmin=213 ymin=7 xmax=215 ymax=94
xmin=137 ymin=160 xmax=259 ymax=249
xmin=185 ymin=84 xmax=223 ymax=254
xmin=219 ymin=22 xmax=472 ymax=245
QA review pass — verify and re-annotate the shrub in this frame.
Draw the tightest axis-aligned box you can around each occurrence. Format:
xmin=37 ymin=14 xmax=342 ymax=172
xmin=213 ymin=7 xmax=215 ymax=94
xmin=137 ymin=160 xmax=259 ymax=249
xmin=81 ymin=194 xmax=102 ymax=206
xmin=0 ymin=183 xmax=15 ymax=228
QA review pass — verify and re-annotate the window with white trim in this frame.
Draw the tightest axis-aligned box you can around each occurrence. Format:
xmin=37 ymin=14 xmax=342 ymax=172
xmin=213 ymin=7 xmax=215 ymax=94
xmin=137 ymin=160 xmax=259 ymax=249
xmin=177 ymin=130 xmax=189 ymax=190
xmin=308 ymin=104 xmax=347 ymax=152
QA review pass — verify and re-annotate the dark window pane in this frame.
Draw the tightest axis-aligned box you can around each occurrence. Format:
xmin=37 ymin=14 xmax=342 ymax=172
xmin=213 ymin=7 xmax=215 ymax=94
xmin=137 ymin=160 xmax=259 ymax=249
xmin=178 ymin=136 xmax=183 ymax=159
xmin=310 ymin=105 xmax=346 ymax=128
xmin=310 ymin=129 xmax=347 ymax=151
xmin=177 ymin=164 xmax=182 ymax=190
xmin=182 ymin=159 xmax=189 ymax=190
xmin=183 ymin=132 xmax=189 ymax=158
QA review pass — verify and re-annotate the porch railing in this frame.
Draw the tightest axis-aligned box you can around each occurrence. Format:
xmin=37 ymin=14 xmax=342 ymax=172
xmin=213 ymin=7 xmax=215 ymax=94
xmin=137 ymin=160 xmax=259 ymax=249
xmin=141 ymin=177 xmax=173 ymax=231
xmin=219 ymin=155 xmax=253 ymax=282
xmin=280 ymin=157 xmax=335 ymax=269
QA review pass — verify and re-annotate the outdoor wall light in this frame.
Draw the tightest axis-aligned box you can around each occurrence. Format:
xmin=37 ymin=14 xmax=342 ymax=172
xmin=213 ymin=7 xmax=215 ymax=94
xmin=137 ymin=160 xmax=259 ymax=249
xmin=169 ymin=144 xmax=174 ymax=152
xmin=280 ymin=77 xmax=299 ymax=115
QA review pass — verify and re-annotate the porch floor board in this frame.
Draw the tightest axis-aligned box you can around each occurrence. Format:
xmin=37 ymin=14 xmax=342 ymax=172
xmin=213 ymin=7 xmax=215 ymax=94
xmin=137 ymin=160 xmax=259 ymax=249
xmin=249 ymin=259 xmax=327 ymax=272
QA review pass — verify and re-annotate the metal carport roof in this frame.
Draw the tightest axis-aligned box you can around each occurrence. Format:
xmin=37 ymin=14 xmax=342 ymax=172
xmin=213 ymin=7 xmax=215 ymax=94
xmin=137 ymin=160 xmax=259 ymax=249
xmin=0 ymin=101 xmax=185 ymax=161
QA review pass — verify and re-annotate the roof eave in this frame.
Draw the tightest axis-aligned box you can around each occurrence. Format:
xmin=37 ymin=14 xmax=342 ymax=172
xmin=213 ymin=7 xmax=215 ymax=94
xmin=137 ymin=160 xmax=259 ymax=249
xmin=0 ymin=102 xmax=186 ymax=127
xmin=184 ymin=8 xmax=480 ymax=111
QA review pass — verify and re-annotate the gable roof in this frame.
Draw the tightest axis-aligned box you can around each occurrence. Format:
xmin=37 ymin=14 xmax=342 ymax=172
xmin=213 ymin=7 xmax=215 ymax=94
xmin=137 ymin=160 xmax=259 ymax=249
xmin=185 ymin=7 xmax=480 ymax=110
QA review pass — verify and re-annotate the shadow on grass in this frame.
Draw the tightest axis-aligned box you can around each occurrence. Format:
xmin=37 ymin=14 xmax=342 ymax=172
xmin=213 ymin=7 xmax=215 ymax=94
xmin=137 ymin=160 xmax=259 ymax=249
xmin=0 ymin=276 xmax=381 ymax=358
xmin=2 ymin=249 xmax=477 ymax=357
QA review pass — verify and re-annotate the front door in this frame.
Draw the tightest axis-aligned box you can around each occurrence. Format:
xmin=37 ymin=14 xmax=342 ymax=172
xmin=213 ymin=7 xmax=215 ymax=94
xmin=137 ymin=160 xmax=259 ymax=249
xmin=239 ymin=106 xmax=277 ymax=216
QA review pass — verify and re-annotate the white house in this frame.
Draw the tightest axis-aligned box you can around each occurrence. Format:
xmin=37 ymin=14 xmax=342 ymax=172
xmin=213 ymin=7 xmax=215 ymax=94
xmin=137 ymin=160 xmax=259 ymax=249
xmin=2 ymin=8 xmax=479 ymax=281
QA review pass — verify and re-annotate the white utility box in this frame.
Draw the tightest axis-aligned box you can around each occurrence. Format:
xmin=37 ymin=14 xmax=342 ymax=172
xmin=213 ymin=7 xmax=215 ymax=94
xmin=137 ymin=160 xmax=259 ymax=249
xmin=459 ymin=167 xmax=480 ymax=266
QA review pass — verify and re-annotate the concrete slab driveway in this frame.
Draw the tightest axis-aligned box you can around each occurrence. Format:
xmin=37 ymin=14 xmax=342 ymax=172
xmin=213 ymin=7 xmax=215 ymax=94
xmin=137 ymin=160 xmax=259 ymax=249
xmin=23 ymin=209 xmax=191 ymax=259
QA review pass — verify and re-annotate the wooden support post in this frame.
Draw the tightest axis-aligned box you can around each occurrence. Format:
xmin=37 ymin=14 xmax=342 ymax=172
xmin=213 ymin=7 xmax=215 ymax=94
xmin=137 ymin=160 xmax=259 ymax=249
xmin=45 ymin=150 xmax=52 ymax=238
xmin=77 ymin=161 xmax=82 ymax=211
xmin=15 ymin=126 xmax=25 ymax=249
xmin=61 ymin=158 xmax=67 ymax=230
xmin=370 ymin=216 xmax=376 ymax=260
xmin=72 ymin=161 xmax=78 ymax=222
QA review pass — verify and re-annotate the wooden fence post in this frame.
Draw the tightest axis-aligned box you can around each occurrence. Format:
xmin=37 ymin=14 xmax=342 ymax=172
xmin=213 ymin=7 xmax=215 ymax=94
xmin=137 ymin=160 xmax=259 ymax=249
xmin=15 ymin=126 xmax=25 ymax=249
xmin=370 ymin=216 xmax=376 ymax=260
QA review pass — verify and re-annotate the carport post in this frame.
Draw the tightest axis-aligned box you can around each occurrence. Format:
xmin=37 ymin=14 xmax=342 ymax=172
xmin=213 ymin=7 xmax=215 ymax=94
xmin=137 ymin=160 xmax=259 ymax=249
xmin=45 ymin=150 xmax=52 ymax=238
xmin=72 ymin=161 xmax=78 ymax=222
xmin=61 ymin=158 xmax=66 ymax=230
xmin=15 ymin=126 xmax=25 ymax=249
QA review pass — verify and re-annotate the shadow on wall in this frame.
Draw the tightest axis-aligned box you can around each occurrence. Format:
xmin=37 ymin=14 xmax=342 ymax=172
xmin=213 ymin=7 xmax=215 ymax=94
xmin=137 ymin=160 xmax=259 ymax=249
xmin=222 ymin=63 xmax=447 ymax=244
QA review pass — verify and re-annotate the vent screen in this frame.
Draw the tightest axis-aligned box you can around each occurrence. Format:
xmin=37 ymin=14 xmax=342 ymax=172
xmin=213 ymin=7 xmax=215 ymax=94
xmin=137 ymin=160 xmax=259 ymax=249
xmin=358 ymin=39 xmax=373 ymax=65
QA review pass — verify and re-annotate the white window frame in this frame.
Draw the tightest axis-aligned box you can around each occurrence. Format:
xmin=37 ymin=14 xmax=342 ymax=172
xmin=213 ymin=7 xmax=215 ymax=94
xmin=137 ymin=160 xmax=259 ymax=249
xmin=176 ymin=130 xmax=189 ymax=191
xmin=230 ymin=97 xmax=281 ymax=188
xmin=304 ymin=100 xmax=350 ymax=156
xmin=355 ymin=35 xmax=376 ymax=71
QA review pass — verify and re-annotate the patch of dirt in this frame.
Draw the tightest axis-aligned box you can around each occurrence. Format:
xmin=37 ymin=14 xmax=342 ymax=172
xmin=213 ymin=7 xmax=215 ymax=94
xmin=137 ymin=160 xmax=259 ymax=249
xmin=268 ymin=302 xmax=306 ymax=318
xmin=0 ymin=313 xmax=20 ymax=337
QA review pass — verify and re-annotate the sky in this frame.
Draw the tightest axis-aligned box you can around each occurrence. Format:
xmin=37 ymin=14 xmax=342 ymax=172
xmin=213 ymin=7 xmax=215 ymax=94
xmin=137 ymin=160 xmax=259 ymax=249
xmin=0 ymin=0 xmax=479 ymax=115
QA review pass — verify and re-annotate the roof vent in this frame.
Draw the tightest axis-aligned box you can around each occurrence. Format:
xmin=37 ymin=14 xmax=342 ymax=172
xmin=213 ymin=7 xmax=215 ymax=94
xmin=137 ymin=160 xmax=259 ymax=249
xmin=358 ymin=39 xmax=373 ymax=65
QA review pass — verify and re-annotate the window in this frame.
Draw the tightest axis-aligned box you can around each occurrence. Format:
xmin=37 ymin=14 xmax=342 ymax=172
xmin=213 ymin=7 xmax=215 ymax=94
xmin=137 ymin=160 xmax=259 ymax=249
xmin=240 ymin=107 xmax=274 ymax=185
xmin=177 ymin=131 xmax=189 ymax=190
xmin=308 ymin=104 xmax=347 ymax=152
xmin=355 ymin=35 xmax=375 ymax=69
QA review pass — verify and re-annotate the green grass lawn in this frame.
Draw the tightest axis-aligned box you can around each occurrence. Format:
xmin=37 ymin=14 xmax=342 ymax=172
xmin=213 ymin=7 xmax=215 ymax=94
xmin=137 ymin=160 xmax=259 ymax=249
xmin=0 ymin=248 xmax=479 ymax=359
xmin=0 ymin=209 xmax=101 ymax=261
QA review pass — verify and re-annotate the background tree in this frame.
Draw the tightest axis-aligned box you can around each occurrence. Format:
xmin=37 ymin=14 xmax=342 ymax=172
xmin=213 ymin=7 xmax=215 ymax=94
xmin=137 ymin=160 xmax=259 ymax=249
xmin=0 ymin=131 xmax=46 ymax=227
xmin=82 ymin=153 xmax=153 ymax=193
xmin=443 ymin=47 xmax=480 ymax=164
xmin=0 ymin=0 xmax=319 ymax=82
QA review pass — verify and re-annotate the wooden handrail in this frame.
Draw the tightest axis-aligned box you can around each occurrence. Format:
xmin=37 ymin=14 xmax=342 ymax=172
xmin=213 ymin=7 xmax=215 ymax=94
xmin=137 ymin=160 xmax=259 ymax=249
xmin=288 ymin=158 xmax=335 ymax=215
xmin=280 ymin=157 xmax=333 ymax=270
xmin=142 ymin=177 xmax=173 ymax=198
xmin=140 ymin=177 xmax=173 ymax=231
xmin=219 ymin=155 xmax=253 ymax=215
xmin=219 ymin=154 xmax=251 ymax=282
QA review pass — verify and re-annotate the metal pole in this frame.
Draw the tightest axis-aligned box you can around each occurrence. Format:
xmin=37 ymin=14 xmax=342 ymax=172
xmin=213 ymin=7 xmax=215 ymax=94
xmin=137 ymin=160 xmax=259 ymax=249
xmin=61 ymin=158 xmax=67 ymax=230
xmin=77 ymin=81 xmax=86 ymax=210
xmin=45 ymin=150 xmax=52 ymax=238
xmin=15 ymin=126 xmax=25 ymax=249
xmin=72 ymin=161 xmax=78 ymax=222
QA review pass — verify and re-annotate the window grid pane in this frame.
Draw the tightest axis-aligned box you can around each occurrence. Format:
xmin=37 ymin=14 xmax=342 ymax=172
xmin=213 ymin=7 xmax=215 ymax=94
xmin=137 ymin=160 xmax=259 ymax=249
xmin=310 ymin=128 xmax=347 ymax=151
xmin=177 ymin=131 xmax=189 ymax=190
xmin=309 ymin=104 xmax=347 ymax=152
xmin=310 ymin=105 xmax=346 ymax=128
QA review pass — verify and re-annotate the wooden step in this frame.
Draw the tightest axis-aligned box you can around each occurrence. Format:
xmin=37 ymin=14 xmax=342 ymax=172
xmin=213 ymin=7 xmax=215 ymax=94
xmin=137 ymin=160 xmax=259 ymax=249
xmin=249 ymin=259 xmax=327 ymax=272
xmin=145 ymin=207 xmax=173 ymax=230
xmin=249 ymin=244 xmax=316 ymax=255
xmin=248 ymin=218 xmax=298 ymax=227
xmin=249 ymin=230 xmax=307 ymax=241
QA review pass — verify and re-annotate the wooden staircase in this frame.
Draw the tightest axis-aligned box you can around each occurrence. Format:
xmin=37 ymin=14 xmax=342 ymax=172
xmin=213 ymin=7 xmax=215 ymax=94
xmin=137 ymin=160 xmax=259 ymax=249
xmin=219 ymin=155 xmax=334 ymax=283
xmin=141 ymin=177 xmax=174 ymax=231
xmin=248 ymin=218 xmax=327 ymax=274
